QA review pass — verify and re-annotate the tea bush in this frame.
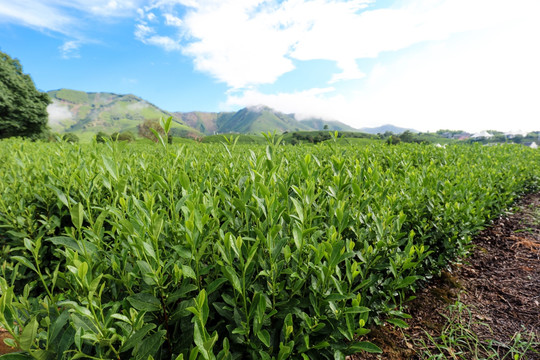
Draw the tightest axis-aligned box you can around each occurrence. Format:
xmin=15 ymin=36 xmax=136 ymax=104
xmin=0 ymin=134 xmax=538 ymax=359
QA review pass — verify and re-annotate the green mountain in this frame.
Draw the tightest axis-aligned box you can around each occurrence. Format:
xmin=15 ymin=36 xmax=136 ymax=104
xmin=299 ymin=117 xmax=358 ymax=132
xmin=175 ymin=106 xmax=358 ymax=135
xmin=47 ymin=89 xmax=202 ymax=140
xmin=47 ymin=89 xmax=363 ymax=139
xmin=217 ymin=106 xmax=313 ymax=133
xmin=360 ymin=124 xmax=418 ymax=135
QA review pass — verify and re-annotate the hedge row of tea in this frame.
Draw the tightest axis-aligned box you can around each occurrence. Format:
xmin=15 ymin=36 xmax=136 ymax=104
xmin=0 ymin=138 xmax=538 ymax=359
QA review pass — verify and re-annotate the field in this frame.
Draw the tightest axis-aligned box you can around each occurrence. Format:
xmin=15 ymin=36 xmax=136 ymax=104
xmin=0 ymin=135 xmax=539 ymax=359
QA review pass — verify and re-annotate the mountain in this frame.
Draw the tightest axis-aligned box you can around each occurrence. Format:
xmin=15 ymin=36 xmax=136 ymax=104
xmin=47 ymin=89 xmax=407 ymax=139
xmin=299 ymin=117 xmax=358 ymax=132
xmin=47 ymin=89 xmax=201 ymax=138
xmin=175 ymin=106 xmax=357 ymax=135
xmin=360 ymin=124 xmax=418 ymax=134
xmin=174 ymin=111 xmax=222 ymax=134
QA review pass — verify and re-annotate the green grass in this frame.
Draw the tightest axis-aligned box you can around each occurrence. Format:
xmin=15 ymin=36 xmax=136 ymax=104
xmin=413 ymin=301 xmax=540 ymax=359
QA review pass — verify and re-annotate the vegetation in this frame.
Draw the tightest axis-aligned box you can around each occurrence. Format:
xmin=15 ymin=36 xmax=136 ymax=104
xmin=47 ymin=90 xmax=203 ymax=140
xmin=0 ymin=50 xmax=50 ymax=140
xmin=95 ymin=131 xmax=110 ymax=143
xmin=111 ymin=131 xmax=135 ymax=142
xmin=0 ymin=133 xmax=538 ymax=359
xmin=61 ymin=133 xmax=79 ymax=143
xmin=201 ymin=134 xmax=267 ymax=144
xmin=55 ymin=89 xmax=89 ymax=104
xmin=414 ymin=301 xmax=539 ymax=359
xmin=138 ymin=118 xmax=171 ymax=143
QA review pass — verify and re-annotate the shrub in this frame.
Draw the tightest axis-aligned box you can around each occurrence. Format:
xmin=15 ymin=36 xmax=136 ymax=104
xmin=62 ymin=132 xmax=79 ymax=143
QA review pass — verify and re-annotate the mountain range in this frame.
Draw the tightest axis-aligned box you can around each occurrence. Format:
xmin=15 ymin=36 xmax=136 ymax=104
xmin=46 ymin=89 xmax=414 ymax=138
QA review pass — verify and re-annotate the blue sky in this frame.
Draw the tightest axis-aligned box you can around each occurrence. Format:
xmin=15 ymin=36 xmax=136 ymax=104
xmin=1 ymin=0 xmax=539 ymax=132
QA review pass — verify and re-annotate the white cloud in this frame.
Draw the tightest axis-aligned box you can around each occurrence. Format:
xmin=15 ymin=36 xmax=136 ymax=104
xmin=59 ymin=40 xmax=81 ymax=59
xmin=0 ymin=0 xmax=141 ymax=33
xmin=145 ymin=35 xmax=182 ymax=51
xmin=143 ymin=0 xmax=529 ymax=90
xmin=226 ymin=87 xmax=350 ymax=122
xmin=0 ymin=0 xmax=73 ymax=33
xmin=134 ymin=23 xmax=181 ymax=51
xmin=47 ymin=101 xmax=73 ymax=125
xmin=164 ymin=13 xmax=182 ymax=27
xmin=226 ymin=12 xmax=540 ymax=133
xmin=329 ymin=59 xmax=365 ymax=83
xmin=0 ymin=0 xmax=143 ymax=58
xmin=135 ymin=23 xmax=154 ymax=39
xmin=178 ymin=1 xmax=299 ymax=88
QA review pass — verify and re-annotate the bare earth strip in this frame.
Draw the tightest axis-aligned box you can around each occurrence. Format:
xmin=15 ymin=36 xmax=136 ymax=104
xmin=360 ymin=192 xmax=540 ymax=359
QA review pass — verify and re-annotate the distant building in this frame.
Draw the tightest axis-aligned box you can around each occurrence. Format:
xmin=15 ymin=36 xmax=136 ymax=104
xmin=453 ymin=132 xmax=471 ymax=140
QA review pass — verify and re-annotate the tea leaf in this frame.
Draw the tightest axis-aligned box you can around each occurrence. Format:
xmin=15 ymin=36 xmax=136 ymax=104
xmin=127 ymin=293 xmax=161 ymax=312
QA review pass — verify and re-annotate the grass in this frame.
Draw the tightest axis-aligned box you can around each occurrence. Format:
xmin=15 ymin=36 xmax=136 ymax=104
xmin=412 ymin=301 xmax=539 ymax=359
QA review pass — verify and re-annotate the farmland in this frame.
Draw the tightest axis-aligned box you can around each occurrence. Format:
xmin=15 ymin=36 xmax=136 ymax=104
xmin=0 ymin=136 xmax=539 ymax=359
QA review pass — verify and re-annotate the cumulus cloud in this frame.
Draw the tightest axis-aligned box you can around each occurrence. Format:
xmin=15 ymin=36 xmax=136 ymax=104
xmin=226 ymin=12 xmax=540 ymax=133
xmin=142 ymin=0 xmax=524 ymax=89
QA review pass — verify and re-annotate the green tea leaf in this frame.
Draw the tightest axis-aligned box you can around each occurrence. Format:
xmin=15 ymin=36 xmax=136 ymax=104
xmin=11 ymin=256 xmax=37 ymax=273
xmin=19 ymin=317 xmax=38 ymax=351
xmin=127 ymin=293 xmax=161 ymax=312
xmin=257 ymin=329 xmax=270 ymax=347
xmin=386 ymin=318 xmax=409 ymax=328
xmin=347 ymin=341 xmax=383 ymax=354
xmin=121 ymin=324 xmax=156 ymax=352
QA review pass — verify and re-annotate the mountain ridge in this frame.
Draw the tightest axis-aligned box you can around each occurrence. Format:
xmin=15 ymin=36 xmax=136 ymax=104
xmin=46 ymin=88 xmax=381 ymax=137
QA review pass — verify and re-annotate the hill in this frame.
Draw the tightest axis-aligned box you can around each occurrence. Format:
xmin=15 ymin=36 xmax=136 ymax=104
xmin=298 ymin=117 xmax=358 ymax=132
xmin=46 ymin=89 xmax=411 ymax=139
xmin=47 ymin=89 xmax=202 ymax=139
xmin=360 ymin=124 xmax=418 ymax=134
xmin=175 ymin=106 xmax=357 ymax=135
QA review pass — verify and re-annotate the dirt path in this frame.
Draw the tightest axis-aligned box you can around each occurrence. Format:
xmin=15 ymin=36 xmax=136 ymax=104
xmin=361 ymin=192 xmax=540 ymax=359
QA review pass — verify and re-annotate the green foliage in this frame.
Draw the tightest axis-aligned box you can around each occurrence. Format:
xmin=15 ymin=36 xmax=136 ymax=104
xmin=61 ymin=133 xmax=79 ymax=143
xmin=54 ymin=89 xmax=89 ymax=104
xmin=414 ymin=301 xmax=540 ymax=359
xmin=138 ymin=118 xmax=164 ymax=142
xmin=201 ymin=134 xmax=267 ymax=144
xmin=95 ymin=131 xmax=110 ymax=143
xmin=0 ymin=139 xmax=538 ymax=359
xmin=112 ymin=131 xmax=135 ymax=142
xmin=386 ymin=135 xmax=401 ymax=145
xmin=0 ymin=50 xmax=50 ymax=139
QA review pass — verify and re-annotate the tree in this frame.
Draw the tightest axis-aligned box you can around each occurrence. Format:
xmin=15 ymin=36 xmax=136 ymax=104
xmin=386 ymin=135 xmax=401 ymax=145
xmin=112 ymin=131 xmax=135 ymax=142
xmin=0 ymin=50 xmax=50 ymax=139
xmin=62 ymin=133 xmax=79 ymax=143
xmin=95 ymin=131 xmax=109 ymax=143
xmin=138 ymin=118 xmax=174 ymax=144
xmin=138 ymin=119 xmax=164 ymax=142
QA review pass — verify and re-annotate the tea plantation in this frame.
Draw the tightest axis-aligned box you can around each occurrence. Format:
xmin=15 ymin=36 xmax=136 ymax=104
xmin=0 ymin=135 xmax=538 ymax=359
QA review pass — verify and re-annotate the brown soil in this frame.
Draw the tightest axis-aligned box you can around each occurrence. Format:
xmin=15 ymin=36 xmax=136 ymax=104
xmin=358 ymin=192 xmax=540 ymax=359
xmin=0 ymin=328 xmax=17 ymax=355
